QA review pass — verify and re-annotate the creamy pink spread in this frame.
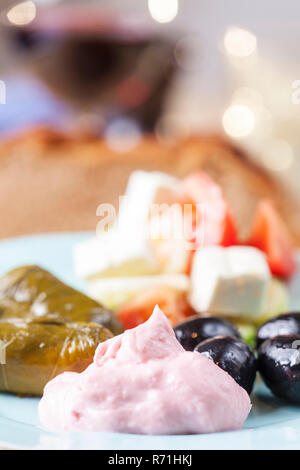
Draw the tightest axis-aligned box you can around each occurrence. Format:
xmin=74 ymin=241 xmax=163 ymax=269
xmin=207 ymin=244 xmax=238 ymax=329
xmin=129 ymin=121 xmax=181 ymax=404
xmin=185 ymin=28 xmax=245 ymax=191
xmin=38 ymin=306 xmax=251 ymax=434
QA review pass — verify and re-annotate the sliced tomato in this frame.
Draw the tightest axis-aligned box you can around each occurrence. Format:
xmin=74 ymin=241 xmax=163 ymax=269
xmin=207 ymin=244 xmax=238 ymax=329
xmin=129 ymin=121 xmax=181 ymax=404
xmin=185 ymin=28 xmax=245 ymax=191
xmin=116 ymin=287 xmax=195 ymax=330
xmin=246 ymin=199 xmax=296 ymax=278
xmin=181 ymin=171 xmax=237 ymax=247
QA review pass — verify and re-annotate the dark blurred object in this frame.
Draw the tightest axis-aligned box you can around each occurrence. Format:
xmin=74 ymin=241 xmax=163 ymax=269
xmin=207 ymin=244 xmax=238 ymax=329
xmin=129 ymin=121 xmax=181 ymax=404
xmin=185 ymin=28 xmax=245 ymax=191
xmin=3 ymin=6 xmax=177 ymax=132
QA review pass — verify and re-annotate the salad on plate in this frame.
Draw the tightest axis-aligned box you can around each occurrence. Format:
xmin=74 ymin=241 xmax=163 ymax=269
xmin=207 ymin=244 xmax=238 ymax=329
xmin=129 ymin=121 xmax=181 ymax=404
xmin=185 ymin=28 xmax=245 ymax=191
xmin=0 ymin=169 xmax=298 ymax=436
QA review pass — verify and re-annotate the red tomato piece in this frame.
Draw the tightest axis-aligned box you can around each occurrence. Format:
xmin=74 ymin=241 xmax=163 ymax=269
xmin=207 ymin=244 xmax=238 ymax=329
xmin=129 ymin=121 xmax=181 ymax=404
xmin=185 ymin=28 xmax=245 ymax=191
xmin=116 ymin=287 xmax=195 ymax=330
xmin=181 ymin=171 xmax=237 ymax=247
xmin=246 ymin=199 xmax=296 ymax=278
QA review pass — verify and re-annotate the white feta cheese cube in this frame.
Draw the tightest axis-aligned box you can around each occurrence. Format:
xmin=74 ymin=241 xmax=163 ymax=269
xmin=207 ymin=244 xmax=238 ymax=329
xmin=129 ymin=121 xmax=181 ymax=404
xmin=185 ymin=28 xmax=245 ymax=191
xmin=74 ymin=171 xmax=181 ymax=281
xmin=189 ymin=246 xmax=271 ymax=318
xmin=74 ymin=231 xmax=159 ymax=280
xmin=118 ymin=170 xmax=181 ymax=236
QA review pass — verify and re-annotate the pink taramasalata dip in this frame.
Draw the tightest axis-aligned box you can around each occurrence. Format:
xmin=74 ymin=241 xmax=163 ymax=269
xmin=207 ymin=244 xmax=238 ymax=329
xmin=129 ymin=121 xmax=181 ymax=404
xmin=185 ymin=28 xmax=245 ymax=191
xmin=38 ymin=306 xmax=251 ymax=434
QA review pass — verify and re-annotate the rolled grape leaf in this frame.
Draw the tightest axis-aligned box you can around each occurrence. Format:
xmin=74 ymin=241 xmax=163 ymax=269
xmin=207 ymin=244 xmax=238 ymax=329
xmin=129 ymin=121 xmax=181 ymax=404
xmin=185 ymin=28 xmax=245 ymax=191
xmin=0 ymin=318 xmax=112 ymax=395
xmin=0 ymin=265 xmax=122 ymax=335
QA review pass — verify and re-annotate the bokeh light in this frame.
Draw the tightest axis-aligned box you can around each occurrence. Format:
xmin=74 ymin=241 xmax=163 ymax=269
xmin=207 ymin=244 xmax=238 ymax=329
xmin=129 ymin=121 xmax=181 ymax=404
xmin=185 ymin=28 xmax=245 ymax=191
xmin=222 ymin=104 xmax=255 ymax=138
xmin=7 ymin=1 xmax=37 ymax=26
xmin=148 ymin=0 xmax=178 ymax=24
xmin=224 ymin=27 xmax=257 ymax=58
xmin=105 ymin=118 xmax=142 ymax=153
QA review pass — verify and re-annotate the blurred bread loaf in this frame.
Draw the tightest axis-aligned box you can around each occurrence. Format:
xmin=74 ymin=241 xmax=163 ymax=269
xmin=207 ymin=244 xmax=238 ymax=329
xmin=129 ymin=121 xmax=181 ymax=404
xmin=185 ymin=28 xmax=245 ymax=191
xmin=0 ymin=127 xmax=299 ymax=244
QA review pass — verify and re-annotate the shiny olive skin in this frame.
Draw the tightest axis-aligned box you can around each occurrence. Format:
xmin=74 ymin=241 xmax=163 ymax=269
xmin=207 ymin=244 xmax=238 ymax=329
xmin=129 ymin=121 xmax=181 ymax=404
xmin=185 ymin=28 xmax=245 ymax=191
xmin=257 ymin=335 xmax=300 ymax=403
xmin=174 ymin=316 xmax=241 ymax=352
xmin=256 ymin=312 xmax=300 ymax=349
xmin=195 ymin=335 xmax=256 ymax=394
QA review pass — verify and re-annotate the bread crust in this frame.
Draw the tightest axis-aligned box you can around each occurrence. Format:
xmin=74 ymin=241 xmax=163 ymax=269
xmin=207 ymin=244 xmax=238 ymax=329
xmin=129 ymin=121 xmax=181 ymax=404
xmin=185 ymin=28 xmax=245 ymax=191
xmin=0 ymin=127 xmax=298 ymax=245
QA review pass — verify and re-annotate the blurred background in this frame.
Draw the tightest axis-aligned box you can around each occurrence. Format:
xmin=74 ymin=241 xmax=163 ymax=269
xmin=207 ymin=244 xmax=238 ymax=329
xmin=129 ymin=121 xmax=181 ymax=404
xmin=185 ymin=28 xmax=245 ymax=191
xmin=0 ymin=0 xmax=299 ymax=240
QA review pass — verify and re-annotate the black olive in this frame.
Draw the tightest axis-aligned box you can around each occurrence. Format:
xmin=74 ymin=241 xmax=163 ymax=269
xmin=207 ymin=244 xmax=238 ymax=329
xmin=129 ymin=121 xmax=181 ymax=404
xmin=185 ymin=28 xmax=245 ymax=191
xmin=174 ymin=316 xmax=241 ymax=352
xmin=256 ymin=312 xmax=300 ymax=349
xmin=195 ymin=335 xmax=256 ymax=394
xmin=257 ymin=335 xmax=300 ymax=403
